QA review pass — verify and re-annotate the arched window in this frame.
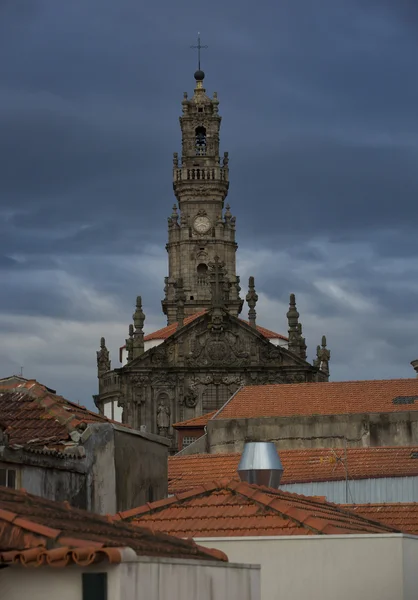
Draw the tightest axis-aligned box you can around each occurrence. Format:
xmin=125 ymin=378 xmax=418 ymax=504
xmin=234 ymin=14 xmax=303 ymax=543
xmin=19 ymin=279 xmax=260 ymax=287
xmin=197 ymin=263 xmax=208 ymax=276
xmin=195 ymin=126 xmax=206 ymax=156
xmin=197 ymin=263 xmax=208 ymax=285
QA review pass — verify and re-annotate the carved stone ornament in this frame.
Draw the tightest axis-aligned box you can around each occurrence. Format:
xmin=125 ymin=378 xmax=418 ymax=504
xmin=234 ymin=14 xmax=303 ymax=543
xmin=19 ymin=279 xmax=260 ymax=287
xmin=206 ymin=339 xmax=229 ymax=362
xmin=260 ymin=343 xmax=283 ymax=364
xmin=184 ymin=387 xmax=198 ymax=408
xmin=151 ymin=345 xmax=167 ymax=365
xmin=285 ymin=372 xmax=306 ymax=384
xmin=187 ymin=331 xmax=250 ymax=367
xmin=130 ymin=373 xmax=150 ymax=387
xmin=151 ymin=371 xmax=177 ymax=387
xmin=222 ymin=374 xmax=245 ymax=387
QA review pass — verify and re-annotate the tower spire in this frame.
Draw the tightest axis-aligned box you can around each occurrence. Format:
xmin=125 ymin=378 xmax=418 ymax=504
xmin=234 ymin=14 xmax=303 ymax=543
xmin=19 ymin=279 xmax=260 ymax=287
xmin=162 ymin=61 xmax=243 ymax=324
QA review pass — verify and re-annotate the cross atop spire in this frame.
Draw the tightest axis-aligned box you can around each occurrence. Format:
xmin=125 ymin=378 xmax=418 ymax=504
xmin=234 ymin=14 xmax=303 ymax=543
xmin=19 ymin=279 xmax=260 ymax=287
xmin=190 ymin=32 xmax=208 ymax=71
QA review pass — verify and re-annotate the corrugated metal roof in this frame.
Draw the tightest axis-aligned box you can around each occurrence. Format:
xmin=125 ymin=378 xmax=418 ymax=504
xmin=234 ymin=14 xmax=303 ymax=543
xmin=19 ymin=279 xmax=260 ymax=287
xmin=281 ymin=476 xmax=418 ymax=505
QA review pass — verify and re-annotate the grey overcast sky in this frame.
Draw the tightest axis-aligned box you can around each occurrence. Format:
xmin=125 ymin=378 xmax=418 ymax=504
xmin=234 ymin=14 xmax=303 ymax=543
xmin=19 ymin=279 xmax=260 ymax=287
xmin=1 ymin=0 xmax=417 ymax=406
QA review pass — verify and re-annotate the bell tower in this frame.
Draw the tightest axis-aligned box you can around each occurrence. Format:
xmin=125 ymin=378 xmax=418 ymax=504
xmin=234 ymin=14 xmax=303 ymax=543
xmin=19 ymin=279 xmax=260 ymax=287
xmin=162 ymin=65 xmax=243 ymax=324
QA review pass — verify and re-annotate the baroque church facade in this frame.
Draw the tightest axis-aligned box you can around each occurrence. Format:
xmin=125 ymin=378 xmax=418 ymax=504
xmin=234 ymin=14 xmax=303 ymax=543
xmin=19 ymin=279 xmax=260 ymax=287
xmin=94 ymin=68 xmax=331 ymax=451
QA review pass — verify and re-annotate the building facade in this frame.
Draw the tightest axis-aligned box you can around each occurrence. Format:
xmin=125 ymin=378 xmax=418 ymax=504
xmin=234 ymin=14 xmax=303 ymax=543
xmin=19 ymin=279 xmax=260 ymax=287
xmin=0 ymin=378 xmax=168 ymax=513
xmin=94 ymin=69 xmax=330 ymax=451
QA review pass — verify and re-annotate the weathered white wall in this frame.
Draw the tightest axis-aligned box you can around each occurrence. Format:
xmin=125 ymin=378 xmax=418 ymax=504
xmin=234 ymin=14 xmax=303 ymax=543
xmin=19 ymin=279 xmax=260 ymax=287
xmin=402 ymin=536 xmax=418 ymax=599
xmin=0 ymin=557 xmax=259 ymax=600
xmin=120 ymin=340 xmax=163 ymax=365
xmin=118 ymin=557 xmax=259 ymax=600
xmin=83 ymin=423 xmax=117 ymax=515
xmin=0 ymin=566 xmax=119 ymax=600
xmin=196 ymin=534 xmax=418 ymax=600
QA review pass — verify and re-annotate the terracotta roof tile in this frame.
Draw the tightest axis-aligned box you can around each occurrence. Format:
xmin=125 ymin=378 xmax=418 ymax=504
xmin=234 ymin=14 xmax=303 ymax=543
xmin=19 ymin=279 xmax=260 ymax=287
xmin=144 ymin=311 xmax=206 ymax=341
xmin=0 ymin=486 xmax=227 ymax=566
xmin=168 ymin=447 xmax=418 ymax=494
xmin=119 ymin=480 xmax=398 ymax=538
xmin=119 ymin=311 xmax=287 ymax=350
xmin=0 ymin=380 xmax=120 ymax=454
xmin=345 ymin=503 xmax=418 ymax=535
xmin=173 ymin=411 xmax=217 ymax=429
xmin=214 ymin=379 xmax=418 ymax=420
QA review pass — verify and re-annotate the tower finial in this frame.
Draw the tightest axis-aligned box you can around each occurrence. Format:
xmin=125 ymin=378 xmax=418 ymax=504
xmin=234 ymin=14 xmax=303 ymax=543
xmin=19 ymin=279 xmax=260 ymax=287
xmin=190 ymin=32 xmax=208 ymax=73
xmin=246 ymin=276 xmax=258 ymax=328
xmin=287 ymin=293 xmax=302 ymax=355
xmin=298 ymin=323 xmax=307 ymax=360
xmin=126 ymin=324 xmax=134 ymax=363
xmin=174 ymin=278 xmax=186 ymax=327
xmin=132 ymin=296 xmax=145 ymax=359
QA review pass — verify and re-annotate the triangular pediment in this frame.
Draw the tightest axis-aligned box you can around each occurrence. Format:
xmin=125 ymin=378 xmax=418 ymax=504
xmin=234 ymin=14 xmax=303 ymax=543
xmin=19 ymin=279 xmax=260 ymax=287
xmin=123 ymin=308 xmax=310 ymax=371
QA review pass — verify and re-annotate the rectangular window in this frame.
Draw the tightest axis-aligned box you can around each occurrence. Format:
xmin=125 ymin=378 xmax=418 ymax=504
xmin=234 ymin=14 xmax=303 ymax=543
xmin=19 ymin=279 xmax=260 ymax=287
xmin=0 ymin=468 xmax=17 ymax=488
xmin=183 ymin=436 xmax=197 ymax=448
xmin=82 ymin=573 xmax=107 ymax=600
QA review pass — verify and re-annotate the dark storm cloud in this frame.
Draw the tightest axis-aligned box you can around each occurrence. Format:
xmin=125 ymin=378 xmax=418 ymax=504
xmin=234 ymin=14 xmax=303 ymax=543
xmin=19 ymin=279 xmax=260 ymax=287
xmin=0 ymin=0 xmax=417 ymax=403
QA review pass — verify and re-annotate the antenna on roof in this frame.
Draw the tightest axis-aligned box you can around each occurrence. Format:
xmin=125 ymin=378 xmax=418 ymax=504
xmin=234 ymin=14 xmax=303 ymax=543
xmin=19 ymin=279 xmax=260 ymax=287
xmin=321 ymin=439 xmax=354 ymax=503
xmin=19 ymin=366 xmax=23 ymax=377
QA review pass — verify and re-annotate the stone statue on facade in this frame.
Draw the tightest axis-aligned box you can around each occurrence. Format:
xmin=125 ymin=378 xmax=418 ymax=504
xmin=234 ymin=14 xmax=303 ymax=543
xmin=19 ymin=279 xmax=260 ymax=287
xmin=157 ymin=400 xmax=171 ymax=437
xmin=97 ymin=337 xmax=111 ymax=376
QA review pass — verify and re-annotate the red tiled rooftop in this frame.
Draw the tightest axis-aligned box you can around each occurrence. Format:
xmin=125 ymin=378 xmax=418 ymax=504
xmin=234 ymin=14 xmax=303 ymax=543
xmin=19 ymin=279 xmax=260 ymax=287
xmin=173 ymin=411 xmax=217 ymax=429
xmin=0 ymin=379 xmax=117 ymax=453
xmin=214 ymin=379 xmax=418 ymax=420
xmin=346 ymin=503 xmax=418 ymax=535
xmin=144 ymin=311 xmax=206 ymax=341
xmin=118 ymin=479 xmax=398 ymax=538
xmin=0 ymin=486 xmax=226 ymax=566
xmin=168 ymin=447 xmax=418 ymax=494
xmin=119 ymin=311 xmax=287 ymax=355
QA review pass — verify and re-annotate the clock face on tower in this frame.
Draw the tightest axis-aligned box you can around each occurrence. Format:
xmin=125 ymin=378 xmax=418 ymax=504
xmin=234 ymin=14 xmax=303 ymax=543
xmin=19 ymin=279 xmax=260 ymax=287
xmin=193 ymin=215 xmax=211 ymax=234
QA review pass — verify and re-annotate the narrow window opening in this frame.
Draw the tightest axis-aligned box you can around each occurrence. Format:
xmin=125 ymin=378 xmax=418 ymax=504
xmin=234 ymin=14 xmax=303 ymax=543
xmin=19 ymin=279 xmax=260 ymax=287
xmin=195 ymin=126 xmax=206 ymax=156
xmin=197 ymin=263 xmax=208 ymax=276
xmin=82 ymin=573 xmax=107 ymax=600
xmin=0 ymin=468 xmax=16 ymax=488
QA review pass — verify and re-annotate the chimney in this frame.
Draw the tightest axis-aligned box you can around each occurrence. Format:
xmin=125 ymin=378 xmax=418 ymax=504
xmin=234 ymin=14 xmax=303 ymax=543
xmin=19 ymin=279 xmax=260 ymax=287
xmin=411 ymin=360 xmax=418 ymax=378
xmin=238 ymin=442 xmax=284 ymax=488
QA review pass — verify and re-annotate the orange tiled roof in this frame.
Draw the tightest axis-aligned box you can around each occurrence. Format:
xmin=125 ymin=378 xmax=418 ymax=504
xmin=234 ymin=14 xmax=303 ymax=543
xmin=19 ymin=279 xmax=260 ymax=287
xmin=0 ymin=380 xmax=117 ymax=454
xmin=144 ymin=311 xmax=206 ymax=341
xmin=173 ymin=411 xmax=217 ymax=429
xmin=214 ymin=379 xmax=418 ymax=420
xmin=0 ymin=486 xmax=227 ymax=566
xmin=345 ymin=503 xmax=418 ymax=535
xmin=118 ymin=479 xmax=398 ymax=538
xmin=168 ymin=447 xmax=418 ymax=494
xmin=0 ymin=376 xmax=56 ymax=394
xmin=142 ymin=312 xmax=287 ymax=343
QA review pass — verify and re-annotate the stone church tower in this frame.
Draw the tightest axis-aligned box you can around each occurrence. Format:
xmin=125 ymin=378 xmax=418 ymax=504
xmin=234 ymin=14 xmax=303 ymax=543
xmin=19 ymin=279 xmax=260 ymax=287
xmin=162 ymin=69 xmax=242 ymax=323
xmin=94 ymin=68 xmax=330 ymax=452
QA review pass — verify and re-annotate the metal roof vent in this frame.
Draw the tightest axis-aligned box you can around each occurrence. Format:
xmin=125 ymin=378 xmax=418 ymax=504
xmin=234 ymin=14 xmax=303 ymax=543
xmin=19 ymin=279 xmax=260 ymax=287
xmin=238 ymin=442 xmax=284 ymax=488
